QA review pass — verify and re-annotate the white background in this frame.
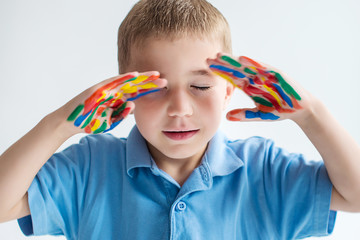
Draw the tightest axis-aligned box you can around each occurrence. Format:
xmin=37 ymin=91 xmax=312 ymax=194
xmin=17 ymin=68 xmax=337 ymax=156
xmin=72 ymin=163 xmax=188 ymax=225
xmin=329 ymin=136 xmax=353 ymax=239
xmin=0 ymin=0 xmax=359 ymax=239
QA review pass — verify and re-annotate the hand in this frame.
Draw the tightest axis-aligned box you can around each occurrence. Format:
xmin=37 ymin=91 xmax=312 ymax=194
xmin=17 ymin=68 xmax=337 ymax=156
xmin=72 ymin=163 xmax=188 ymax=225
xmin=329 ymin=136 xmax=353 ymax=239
xmin=65 ymin=71 xmax=166 ymax=134
xmin=207 ymin=53 xmax=306 ymax=122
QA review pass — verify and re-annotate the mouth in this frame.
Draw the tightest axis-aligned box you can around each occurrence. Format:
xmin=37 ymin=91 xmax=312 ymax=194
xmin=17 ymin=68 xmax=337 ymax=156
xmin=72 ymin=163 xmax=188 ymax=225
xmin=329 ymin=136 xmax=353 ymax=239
xmin=162 ymin=129 xmax=199 ymax=141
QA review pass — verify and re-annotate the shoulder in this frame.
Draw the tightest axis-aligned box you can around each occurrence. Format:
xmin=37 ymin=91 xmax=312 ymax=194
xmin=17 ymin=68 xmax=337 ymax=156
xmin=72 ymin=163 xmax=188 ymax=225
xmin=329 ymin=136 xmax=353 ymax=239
xmin=78 ymin=133 xmax=127 ymax=151
xmin=226 ymin=136 xmax=276 ymax=159
xmin=225 ymin=135 xmax=306 ymax=170
xmin=50 ymin=133 xmax=128 ymax=170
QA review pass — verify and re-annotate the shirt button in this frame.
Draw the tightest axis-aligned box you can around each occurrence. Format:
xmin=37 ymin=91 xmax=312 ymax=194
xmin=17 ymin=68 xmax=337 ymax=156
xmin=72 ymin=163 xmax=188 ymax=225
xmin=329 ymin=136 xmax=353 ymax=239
xmin=176 ymin=201 xmax=187 ymax=211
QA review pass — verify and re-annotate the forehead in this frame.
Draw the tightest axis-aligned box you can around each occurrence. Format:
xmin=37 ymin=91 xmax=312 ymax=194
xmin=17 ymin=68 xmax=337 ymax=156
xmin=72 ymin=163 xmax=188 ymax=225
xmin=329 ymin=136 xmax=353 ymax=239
xmin=126 ymin=37 xmax=223 ymax=73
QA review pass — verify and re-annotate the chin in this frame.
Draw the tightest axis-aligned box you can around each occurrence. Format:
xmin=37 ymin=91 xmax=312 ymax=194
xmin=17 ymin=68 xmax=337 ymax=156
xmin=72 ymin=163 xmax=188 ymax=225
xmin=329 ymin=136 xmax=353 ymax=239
xmin=162 ymin=148 xmax=194 ymax=159
xmin=161 ymin=144 xmax=207 ymax=160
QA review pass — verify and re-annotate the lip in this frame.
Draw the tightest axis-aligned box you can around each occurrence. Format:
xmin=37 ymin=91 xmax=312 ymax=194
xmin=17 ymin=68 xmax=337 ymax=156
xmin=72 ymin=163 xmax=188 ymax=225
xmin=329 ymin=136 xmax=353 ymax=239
xmin=162 ymin=129 xmax=199 ymax=141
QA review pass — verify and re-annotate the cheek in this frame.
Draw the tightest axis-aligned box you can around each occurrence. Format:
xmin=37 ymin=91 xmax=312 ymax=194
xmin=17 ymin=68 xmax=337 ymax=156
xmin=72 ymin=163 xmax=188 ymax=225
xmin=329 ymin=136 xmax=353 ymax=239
xmin=133 ymin=97 xmax=165 ymax=127
xmin=197 ymin=93 xmax=225 ymax=118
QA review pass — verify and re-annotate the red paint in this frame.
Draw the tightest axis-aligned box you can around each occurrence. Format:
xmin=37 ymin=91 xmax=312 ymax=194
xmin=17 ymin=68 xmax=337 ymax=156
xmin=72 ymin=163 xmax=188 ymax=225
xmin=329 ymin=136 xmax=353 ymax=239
xmin=83 ymin=74 xmax=136 ymax=114
xmin=90 ymin=119 xmax=97 ymax=128
xmin=121 ymin=107 xmax=132 ymax=118
xmin=252 ymin=76 xmax=263 ymax=85
xmin=84 ymin=126 xmax=92 ymax=134
xmin=244 ymin=85 xmax=282 ymax=111
xmin=96 ymin=106 xmax=106 ymax=116
xmin=291 ymin=97 xmax=303 ymax=109
xmin=111 ymin=99 xmax=124 ymax=108
xmin=240 ymin=56 xmax=264 ymax=68
xmin=227 ymin=109 xmax=242 ymax=121
xmin=258 ymin=105 xmax=273 ymax=113
xmin=227 ymin=116 xmax=241 ymax=121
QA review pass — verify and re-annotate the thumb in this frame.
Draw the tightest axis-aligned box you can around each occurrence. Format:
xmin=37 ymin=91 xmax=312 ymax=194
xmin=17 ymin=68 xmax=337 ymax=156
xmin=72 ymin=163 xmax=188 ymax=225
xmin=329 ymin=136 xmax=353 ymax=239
xmin=227 ymin=108 xmax=280 ymax=122
xmin=103 ymin=101 xmax=135 ymax=133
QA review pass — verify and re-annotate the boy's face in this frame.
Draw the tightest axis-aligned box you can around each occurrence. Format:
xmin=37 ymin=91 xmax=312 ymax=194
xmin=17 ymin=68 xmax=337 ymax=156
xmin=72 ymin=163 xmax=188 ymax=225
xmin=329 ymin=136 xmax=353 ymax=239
xmin=126 ymin=37 xmax=234 ymax=163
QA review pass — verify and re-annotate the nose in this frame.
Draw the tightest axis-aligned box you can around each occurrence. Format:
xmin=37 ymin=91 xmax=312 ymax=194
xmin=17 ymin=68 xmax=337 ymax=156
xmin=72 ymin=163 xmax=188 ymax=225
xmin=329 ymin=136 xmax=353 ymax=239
xmin=167 ymin=88 xmax=193 ymax=118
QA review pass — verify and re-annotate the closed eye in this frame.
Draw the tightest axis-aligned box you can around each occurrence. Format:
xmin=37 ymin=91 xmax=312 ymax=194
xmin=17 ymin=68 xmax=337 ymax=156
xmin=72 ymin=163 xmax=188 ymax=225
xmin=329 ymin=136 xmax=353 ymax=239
xmin=191 ymin=86 xmax=211 ymax=91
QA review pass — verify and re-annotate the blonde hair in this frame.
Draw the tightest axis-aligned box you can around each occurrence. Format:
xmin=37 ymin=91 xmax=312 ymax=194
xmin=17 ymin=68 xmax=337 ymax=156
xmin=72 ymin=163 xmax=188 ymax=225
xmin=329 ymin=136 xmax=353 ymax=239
xmin=117 ymin=0 xmax=232 ymax=73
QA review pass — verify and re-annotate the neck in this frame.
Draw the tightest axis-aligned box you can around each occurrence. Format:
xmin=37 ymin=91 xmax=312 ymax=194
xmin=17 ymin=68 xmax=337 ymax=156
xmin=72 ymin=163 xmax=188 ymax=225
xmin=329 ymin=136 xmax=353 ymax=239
xmin=147 ymin=143 xmax=206 ymax=186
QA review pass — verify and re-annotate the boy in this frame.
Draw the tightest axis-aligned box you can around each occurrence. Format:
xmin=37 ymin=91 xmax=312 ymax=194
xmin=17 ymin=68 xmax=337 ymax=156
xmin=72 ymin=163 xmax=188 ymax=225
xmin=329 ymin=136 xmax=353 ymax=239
xmin=1 ymin=0 xmax=360 ymax=239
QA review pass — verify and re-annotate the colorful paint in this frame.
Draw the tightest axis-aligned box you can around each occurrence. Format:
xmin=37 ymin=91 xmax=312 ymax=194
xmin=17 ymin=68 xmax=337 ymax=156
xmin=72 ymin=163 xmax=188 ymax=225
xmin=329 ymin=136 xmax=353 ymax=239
xmin=208 ymin=54 xmax=302 ymax=121
xmin=67 ymin=73 xmax=161 ymax=133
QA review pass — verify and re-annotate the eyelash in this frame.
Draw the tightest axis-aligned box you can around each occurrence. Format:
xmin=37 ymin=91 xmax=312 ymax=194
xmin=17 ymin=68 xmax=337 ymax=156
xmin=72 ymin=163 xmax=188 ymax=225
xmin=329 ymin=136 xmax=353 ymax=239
xmin=192 ymin=86 xmax=211 ymax=91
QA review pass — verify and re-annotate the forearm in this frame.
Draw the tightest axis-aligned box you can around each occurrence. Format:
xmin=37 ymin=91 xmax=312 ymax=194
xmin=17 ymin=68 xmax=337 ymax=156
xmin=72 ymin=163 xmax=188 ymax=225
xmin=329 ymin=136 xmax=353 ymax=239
xmin=295 ymin=97 xmax=360 ymax=210
xmin=0 ymin=108 xmax=74 ymax=217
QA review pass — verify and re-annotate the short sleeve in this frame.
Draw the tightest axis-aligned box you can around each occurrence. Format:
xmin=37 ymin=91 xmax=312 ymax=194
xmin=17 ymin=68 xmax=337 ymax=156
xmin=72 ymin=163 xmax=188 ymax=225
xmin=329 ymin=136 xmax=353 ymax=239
xmin=18 ymin=136 xmax=92 ymax=238
xmin=252 ymin=138 xmax=336 ymax=238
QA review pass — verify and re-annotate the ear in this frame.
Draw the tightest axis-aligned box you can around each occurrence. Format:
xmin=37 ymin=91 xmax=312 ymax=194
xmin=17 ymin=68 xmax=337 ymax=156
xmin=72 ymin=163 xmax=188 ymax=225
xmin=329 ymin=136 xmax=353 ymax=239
xmin=223 ymin=81 xmax=235 ymax=110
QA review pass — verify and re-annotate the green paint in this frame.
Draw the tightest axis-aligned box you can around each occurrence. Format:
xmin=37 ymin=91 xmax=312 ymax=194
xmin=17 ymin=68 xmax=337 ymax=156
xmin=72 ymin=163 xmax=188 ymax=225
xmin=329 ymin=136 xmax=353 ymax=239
xmin=67 ymin=104 xmax=84 ymax=121
xmin=221 ymin=56 xmax=242 ymax=68
xmin=270 ymin=71 xmax=301 ymax=100
xmin=244 ymin=67 xmax=257 ymax=75
xmin=111 ymin=102 xmax=127 ymax=117
xmin=123 ymin=76 xmax=138 ymax=84
xmin=101 ymin=111 xmax=107 ymax=117
xmin=93 ymin=120 xmax=108 ymax=134
xmin=81 ymin=96 xmax=114 ymax=129
xmin=251 ymin=96 xmax=273 ymax=107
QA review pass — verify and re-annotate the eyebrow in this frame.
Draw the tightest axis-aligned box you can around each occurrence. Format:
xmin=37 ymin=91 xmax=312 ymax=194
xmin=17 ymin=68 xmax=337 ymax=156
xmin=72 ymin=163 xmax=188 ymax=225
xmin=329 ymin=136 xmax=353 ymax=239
xmin=160 ymin=69 xmax=212 ymax=78
xmin=190 ymin=69 xmax=212 ymax=76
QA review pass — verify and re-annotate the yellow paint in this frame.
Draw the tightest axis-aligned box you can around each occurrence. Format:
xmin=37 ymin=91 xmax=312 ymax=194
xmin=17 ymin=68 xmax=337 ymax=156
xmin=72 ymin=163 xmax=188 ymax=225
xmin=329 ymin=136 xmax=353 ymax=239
xmin=90 ymin=119 xmax=101 ymax=132
xmin=111 ymin=92 xmax=124 ymax=104
xmin=120 ymin=83 xmax=138 ymax=94
xmin=132 ymin=75 xmax=149 ymax=84
xmin=120 ymin=81 xmax=158 ymax=94
xmin=248 ymin=66 xmax=258 ymax=73
xmin=96 ymin=92 xmax=107 ymax=103
xmin=213 ymin=71 xmax=238 ymax=88
xmin=139 ymin=82 xmax=158 ymax=89
xmin=263 ymin=85 xmax=282 ymax=106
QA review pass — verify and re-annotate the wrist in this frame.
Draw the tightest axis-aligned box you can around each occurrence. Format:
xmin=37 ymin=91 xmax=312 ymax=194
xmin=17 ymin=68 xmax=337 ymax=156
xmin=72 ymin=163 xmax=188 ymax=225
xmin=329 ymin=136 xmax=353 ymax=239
xmin=292 ymin=95 xmax=327 ymax=130
xmin=42 ymin=107 xmax=80 ymax=142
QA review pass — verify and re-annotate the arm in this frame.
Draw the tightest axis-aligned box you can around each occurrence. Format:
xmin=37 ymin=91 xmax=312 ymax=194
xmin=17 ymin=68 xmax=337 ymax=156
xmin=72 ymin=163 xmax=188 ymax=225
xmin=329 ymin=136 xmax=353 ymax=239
xmin=0 ymin=72 xmax=166 ymax=222
xmin=295 ymin=97 xmax=360 ymax=212
xmin=0 ymin=111 xmax=72 ymax=222
xmin=207 ymin=53 xmax=360 ymax=212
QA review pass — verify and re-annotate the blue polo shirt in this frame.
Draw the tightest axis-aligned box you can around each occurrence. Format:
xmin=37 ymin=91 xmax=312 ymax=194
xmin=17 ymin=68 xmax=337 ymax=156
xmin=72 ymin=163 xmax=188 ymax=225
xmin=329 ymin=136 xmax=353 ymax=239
xmin=18 ymin=126 xmax=336 ymax=239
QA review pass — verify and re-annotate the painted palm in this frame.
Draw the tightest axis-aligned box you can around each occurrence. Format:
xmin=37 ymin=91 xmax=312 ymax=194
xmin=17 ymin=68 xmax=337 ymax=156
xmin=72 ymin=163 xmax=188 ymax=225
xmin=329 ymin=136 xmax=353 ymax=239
xmin=208 ymin=54 xmax=302 ymax=121
xmin=67 ymin=72 xmax=161 ymax=133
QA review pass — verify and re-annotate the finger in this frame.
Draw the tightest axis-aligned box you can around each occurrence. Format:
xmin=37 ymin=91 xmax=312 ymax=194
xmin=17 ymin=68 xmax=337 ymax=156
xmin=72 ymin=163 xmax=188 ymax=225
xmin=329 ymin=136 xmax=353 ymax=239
xmin=238 ymin=56 xmax=265 ymax=69
xmin=101 ymin=73 xmax=165 ymax=108
xmin=83 ymin=72 xmax=140 ymax=114
xmin=81 ymin=107 xmax=112 ymax=134
xmin=102 ymin=102 xmax=134 ymax=133
xmin=238 ymin=56 xmax=302 ymax=106
xmin=125 ymin=77 xmax=167 ymax=101
xmin=207 ymin=54 xmax=246 ymax=79
xmin=227 ymin=108 xmax=281 ymax=122
xmin=207 ymin=55 xmax=248 ymax=89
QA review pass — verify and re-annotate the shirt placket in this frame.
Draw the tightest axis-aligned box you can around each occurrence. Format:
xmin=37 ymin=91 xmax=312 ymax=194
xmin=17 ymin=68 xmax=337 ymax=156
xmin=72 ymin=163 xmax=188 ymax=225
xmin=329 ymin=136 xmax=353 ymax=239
xmin=169 ymin=163 xmax=212 ymax=240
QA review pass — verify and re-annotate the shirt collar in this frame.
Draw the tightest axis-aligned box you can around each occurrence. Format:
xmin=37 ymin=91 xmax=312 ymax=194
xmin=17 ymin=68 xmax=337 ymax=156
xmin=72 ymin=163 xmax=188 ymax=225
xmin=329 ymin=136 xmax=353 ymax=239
xmin=204 ymin=129 xmax=244 ymax=177
xmin=126 ymin=125 xmax=244 ymax=178
xmin=126 ymin=126 xmax=153 ymax=177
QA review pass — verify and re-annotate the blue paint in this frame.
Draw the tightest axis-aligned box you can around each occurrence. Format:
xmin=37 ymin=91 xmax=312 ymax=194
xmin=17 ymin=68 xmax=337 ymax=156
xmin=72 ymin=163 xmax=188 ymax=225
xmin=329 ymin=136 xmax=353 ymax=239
xmin=245 ymin=110 xmax=280 ymax=120
xmin=209 ymin=64 xmax=246 ymax=78
xmin=103 ymin=120 xmax=121 ymax=133
xmin=249 ymin=78 xmax=255 ymax=85
xmin=272 ymin=83 xmax=293 ymax=108
xmin=74 ymin=111 xmax=91 ymax=127
xmin=127 ymin=89 xmax=160 ymax=101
